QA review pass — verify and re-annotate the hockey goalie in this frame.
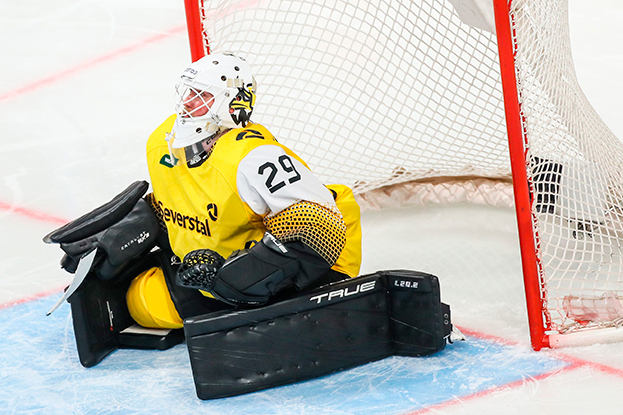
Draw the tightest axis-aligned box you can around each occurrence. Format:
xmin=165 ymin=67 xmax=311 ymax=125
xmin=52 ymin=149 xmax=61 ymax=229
xmin=44 ymin=53 xmax=462 ymax=399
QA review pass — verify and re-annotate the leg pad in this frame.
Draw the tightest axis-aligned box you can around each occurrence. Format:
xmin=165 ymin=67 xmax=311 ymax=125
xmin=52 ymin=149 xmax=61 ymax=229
xmin=67 ymin=253 xmax=184 ymax=367
xmin=183 ymin=270 xmax=452 ymax=399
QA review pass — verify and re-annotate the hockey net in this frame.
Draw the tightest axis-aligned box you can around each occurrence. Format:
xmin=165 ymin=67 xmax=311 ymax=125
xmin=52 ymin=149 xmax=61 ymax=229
xmin=184 ymin=0 xmax=623 ymax=348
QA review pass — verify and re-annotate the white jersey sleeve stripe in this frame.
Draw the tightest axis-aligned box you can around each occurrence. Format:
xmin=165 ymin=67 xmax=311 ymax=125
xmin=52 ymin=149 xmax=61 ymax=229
xmin=236 ymin=145 xmax=336 ymax=216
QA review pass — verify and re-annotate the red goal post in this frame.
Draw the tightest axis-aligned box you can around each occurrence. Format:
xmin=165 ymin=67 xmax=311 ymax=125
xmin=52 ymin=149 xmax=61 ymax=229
xmin=184 ymin=0 xmax=209 ymax=61
xmin=183 ymin=0 xmax=623 ymax=350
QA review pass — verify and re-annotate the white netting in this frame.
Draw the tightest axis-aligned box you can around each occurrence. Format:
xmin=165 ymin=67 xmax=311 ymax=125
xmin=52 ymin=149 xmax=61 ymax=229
xmin=200 ymin=0 xmax=511 ymax=194
xmin=195 ymin=0 xmax=623 ymax=337
xmin=511 ymin=0 xmax=623 ymax=333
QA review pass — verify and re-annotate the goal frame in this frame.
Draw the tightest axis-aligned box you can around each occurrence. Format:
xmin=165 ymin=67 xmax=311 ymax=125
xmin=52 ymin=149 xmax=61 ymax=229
xmin=182 ymin=0 xmax=623 ymax=351
xmin=491 ymin=0 xmax=546 ymax=350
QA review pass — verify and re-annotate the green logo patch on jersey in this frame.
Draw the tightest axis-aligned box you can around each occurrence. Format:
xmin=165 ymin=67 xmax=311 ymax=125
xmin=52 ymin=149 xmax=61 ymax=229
xmin=159 ymin=154 xmax=176 ymax=168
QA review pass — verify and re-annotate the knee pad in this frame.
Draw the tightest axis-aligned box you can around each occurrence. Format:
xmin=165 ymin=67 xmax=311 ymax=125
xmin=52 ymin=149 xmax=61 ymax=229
xmin=126 ymin=267 xmax=183 ymax=329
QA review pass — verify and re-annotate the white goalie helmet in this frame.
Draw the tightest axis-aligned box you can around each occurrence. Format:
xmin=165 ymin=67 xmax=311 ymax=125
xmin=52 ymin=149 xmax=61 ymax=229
xmin=167 ymin=53 xmax=257 ymax=164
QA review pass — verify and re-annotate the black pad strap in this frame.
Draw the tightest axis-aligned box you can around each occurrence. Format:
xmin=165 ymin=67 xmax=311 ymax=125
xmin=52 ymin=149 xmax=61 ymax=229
xmin=43 ymin=181 xmax=149 ymax=244
xmin=184 ymin=270 xmax=452 ymax=400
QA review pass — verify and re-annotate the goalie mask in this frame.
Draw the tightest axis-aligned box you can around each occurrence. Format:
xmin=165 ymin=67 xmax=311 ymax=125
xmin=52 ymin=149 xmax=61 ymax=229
xmin=167 ymin=53 xmax=257 ymax=166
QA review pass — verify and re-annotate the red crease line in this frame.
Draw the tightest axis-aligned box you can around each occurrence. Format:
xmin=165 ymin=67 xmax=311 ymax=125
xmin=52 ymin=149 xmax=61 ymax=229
xmin=401 ymin=325 xmax=623 ymax=414
xmin=459 ymin=325 xmax=623 ymax=379
xmin=402 ymin=364 xmax=582 ymax=415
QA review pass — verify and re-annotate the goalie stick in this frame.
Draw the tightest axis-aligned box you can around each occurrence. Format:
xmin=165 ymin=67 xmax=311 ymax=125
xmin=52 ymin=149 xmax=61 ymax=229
xmin=46 ymin=248 xmax=97 ymax=316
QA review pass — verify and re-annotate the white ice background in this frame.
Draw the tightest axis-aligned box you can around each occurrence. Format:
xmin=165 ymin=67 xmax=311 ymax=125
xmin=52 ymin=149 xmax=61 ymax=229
xmin=1 ymin=1 xmax=622 ymax=414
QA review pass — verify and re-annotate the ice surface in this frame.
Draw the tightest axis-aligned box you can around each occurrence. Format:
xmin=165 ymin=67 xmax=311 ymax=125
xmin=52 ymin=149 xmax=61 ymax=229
xmin=1 ymin=294 xmax=571 ymax=414
xmin=1 ymin=0 xmax=622 ymax=414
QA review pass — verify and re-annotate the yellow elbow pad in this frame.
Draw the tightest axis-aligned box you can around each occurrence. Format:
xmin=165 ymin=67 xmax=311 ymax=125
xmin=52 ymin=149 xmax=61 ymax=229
xmin=264 ymin=201 xmax=346 ymax=266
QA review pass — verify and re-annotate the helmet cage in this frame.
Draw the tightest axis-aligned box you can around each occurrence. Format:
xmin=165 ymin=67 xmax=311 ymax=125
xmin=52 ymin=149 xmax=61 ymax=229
xmin=167 ymin=53 xmax=257 ymax=166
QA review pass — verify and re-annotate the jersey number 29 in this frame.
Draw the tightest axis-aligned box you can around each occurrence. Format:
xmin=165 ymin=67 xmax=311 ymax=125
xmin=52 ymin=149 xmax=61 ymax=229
xmin=258 ymin=155 xmax=301 ymax=193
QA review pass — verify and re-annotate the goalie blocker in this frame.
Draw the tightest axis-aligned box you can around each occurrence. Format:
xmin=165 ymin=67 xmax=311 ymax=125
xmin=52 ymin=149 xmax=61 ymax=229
xmin=184 ymin=269 xmax=461 ymax=400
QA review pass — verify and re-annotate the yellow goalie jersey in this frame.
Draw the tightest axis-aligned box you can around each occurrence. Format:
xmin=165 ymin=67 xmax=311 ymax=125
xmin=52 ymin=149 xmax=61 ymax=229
xmin=146 ymin=115 xmax=361 ymax=278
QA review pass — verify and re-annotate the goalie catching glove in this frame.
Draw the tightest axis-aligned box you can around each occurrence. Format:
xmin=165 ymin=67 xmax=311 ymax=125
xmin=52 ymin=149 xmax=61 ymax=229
xmin=43 ymin=181 xmax=161 ymax=281
xmin=176 ymin=233 xmax=302 ymax=306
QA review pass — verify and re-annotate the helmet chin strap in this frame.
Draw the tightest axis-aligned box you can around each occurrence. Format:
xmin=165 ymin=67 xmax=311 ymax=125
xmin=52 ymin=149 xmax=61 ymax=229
xmin=205 ymin=113 xmax=222 ymax=135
